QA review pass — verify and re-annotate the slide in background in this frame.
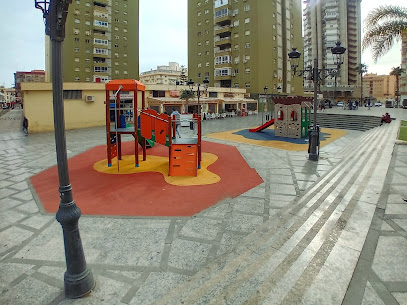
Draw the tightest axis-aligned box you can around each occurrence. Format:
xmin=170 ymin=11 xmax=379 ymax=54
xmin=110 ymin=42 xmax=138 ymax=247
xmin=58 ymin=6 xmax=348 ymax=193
xmin=249 ymin=119 xmax=275 ymax=132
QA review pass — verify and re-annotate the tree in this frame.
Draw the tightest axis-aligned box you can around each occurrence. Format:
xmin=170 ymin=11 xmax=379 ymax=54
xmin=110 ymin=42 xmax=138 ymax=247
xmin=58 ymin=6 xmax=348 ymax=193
xmin=356 ymin=64 xmax=368 ymax=106
xmin=390 ymin=66 xmax=405 ymax=107
xmin=362 ymin=5 xmax=407 ymax=62
xmin=180 ymin=89 xmax=195 ymax=111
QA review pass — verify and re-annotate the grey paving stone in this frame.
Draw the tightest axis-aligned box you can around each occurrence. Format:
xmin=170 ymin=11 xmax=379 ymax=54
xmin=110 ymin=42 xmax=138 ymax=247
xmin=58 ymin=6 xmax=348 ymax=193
xmin=167 ymin=239 xmax=212 ymax=272
xmin=270 ymin=174 xmax=293 ymax=183
xmin=232 ymin=197 xmax=265 ymax=214
xmin=14 ymin=200 xmax=40 ymax=214
xmin=10 ymin=189 xmax=33 ymax=201
xmin=361 ymin=281 xmax=386 ymax=305
xmin=217 ymin=232 xmax=247 ymax=256
xmin=225 ymin=212 xmax=264 ymax=233
xmin=198 ymin=202 xmax=229 ymax=218
xmin=269 ymin=183 xmax=297 ymax=196
xmin=372 ymin=236 xmax=407 ymax=282
xmin=21 ymin=214 xmax=54 ymax=230
xmin=8 ymin=180 xmax=29 ymax=191
xmin=0 ymin=180 xmax=13 ymax=188
xmin=0 ymin=188 xmax=19 ymax=200
xmin=0 ymin=276 xmax=61 ymax=305
xmin=387 ymin=194 xmax=405 ymax=204
xmin=0 ymin=226 xmax=34 ymax=255
xmin=240 ymin=185 xmax=266 ymax=198
xmin=393 ymin=219 xmax=407 ymax=232
xmin=392 ymin=292 xmax=407 ymax=305
xmin=0 ymin=209 xmax=27 ymax=230
xmin=130 ymin=272 xmax=189 ymax=305
xmin=7 ymin=173 xmax=33 ymax=183
xmin=0 ymin=262 xmax=35 ymax=289
xmin=179 ymin=217 xmax=223 ymax=240
xmin=385 ymin=204 xmax=407 ymax=215
xmin=381 ymin=221 xmax=395 ymax=231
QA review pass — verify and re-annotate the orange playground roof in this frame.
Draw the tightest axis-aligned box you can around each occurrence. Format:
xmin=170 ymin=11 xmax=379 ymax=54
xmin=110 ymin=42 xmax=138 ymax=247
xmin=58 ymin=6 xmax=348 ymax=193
xmin=105 ymin=79 xmax=146 ymax=91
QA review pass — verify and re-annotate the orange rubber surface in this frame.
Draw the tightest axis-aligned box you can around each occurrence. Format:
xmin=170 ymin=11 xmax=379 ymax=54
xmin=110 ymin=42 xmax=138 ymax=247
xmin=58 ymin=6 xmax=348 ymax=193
xmin=30 ymin=141 xmax=263 ymax=217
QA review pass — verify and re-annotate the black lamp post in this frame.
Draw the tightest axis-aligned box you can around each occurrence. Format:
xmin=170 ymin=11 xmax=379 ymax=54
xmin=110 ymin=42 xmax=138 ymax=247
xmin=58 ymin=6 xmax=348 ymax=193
xmin=187 ymin=78 xmax=209 ymax=116
xmin=288 ymin=42 xmax=346 ymax=161
xmin=35 ymin=0 xmax=94 ymax=298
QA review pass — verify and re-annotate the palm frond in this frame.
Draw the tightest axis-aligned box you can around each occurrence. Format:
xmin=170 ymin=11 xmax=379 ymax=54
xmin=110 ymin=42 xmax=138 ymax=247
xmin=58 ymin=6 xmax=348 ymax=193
xmin=362 ymin=20 xmax=407 ymax=62
xmin=364 ymin=5 xmax=407 ymax=29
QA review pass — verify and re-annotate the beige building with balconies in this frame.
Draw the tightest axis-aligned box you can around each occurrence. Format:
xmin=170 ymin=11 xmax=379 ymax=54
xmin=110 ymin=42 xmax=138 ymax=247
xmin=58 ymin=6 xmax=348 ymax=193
xmin=303 ymin=0 xmax=362 ymax=101
xmin=187 ymin=0 xmax=303 ymax=97
xmin=139 ymin=62 xmax=187 ymax=86
xmin=362 ymin=73 xmax=397 ymax=102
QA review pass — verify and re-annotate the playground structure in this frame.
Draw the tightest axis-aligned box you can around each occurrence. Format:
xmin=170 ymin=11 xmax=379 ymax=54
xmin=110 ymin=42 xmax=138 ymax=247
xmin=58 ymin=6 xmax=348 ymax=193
xmin=105 ymin=79 xmax=202 ymax=177
xmin=250 ymin=96 xmax=313 ymax=139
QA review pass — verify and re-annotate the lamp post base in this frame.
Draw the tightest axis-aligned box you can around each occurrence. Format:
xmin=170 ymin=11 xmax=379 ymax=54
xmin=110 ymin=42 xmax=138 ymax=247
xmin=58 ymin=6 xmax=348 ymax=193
xmin=64 ymin=269 xmax=95 ymax=299
xmin=308 ymin=128 xmax=319 ymax=161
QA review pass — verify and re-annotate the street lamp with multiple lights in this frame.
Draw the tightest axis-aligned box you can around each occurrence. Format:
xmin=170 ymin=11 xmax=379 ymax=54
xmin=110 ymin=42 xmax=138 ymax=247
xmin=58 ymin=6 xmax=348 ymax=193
xmin=35 ymin=0 xmax=95 ymax=298
xmin=187 ymin=78 xmax=209 ymax=116
xmin=288 ymin=42 xmax=346 ymax=161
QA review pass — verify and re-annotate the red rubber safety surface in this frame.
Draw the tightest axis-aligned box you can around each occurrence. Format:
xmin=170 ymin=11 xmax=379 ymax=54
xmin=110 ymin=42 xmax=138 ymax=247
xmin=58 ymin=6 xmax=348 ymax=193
xmin=30 ymin=141 xmax=263 ymax=217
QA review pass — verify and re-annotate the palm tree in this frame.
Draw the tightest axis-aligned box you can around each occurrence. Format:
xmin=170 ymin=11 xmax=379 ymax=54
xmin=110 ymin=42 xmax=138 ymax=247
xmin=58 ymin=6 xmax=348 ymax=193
xmin=362 ymin=5 xmax=407 ymax=62
xmin=390 ymin=66 xmax=405 ymax=108
xmin=356 ymin=64 xmax=368 ymax=106
xmin=180 ymin=89 xmax=195 ymax=112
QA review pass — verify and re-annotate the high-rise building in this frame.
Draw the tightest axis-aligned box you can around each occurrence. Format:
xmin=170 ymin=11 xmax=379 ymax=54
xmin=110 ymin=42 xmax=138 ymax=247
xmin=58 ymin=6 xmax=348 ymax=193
xmin=14 ymin=70 xmax=46 ymax=103
xmin=187 ymin=0 xmax=303 ymax=96
xmin=46 ymin=0 xmax=139 ymax=83
xmin=140 ymin=62 xmax=188 ymax=86
xmin=303 ymin=0 xmax=361 ymax=101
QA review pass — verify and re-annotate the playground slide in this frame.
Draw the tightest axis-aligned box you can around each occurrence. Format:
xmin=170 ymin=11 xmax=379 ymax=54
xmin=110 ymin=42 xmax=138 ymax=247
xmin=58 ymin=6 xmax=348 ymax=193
xmin=249 ymin=119 xmax=275 ymax=132
xmin=133 ymin=130 xmax=155 ymax=148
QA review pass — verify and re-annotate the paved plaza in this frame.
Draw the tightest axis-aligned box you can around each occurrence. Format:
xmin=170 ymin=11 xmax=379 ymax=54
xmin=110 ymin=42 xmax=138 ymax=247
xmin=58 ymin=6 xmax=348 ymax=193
xmin=0 ymin=106 xmax=407 ymax=304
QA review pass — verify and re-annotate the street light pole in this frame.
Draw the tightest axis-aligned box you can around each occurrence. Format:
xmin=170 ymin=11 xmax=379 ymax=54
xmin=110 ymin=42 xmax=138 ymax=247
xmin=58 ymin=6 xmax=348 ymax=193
xmin=188 ymin=78 xmax=209 ymax=116
xmin=288 ymin=42 xmax=346 ymax=161
xmin=35 ymin=0 xmax=94 ymax=298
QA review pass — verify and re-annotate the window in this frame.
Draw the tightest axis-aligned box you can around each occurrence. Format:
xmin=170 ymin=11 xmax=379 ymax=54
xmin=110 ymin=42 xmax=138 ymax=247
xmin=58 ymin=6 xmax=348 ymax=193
xmin=245 ymin=18 xmax=250 ymax=23
xmin=206 ymin=19 xmax=209 ymax=24
xmin=75 ymin=47 xmax=80 ymax=52
xmin=215 ymin=55 xmax=232 ymax=64
xmin=75 ymin=19 xmax=80 ymax=23
xmin=63 ymin=90 xmax=82 ymax=99
xmin=206 ymin=51 xmax=209 ymax=55
xmin=197 ymin=22 xmax=202 ymax=26
xmin=245 ymin=83 xmax=251 ymax=88
xmin=233 ymin=20 xmax=239 ymax=27
xmin=205 ymin=9 xmax=209 ymax=14
xmin=198 ymin=42 xmax=201 ymax=46
xmin=94 ymin=48 xmax=108 ymax=55
xmin=94 ymin=66 xmax=108 ymax=73
xmin=198 ymin=31 xmax=201 ymax=36
xmin=94 ymin=20 xmax=108 ymax=28
xmin=85 ymin=21 xmax=90 ymax=25
xmin=85 ymin=78 xmax=91 ymax=82
xmin=85 ymin=39 xmax=90 ymax=43
xmin=75 ymin=38 xmax=80 ymax=42
xmin=198 ymin=63 xmax=202 ymax=67
xmin=215 ymin=68 xmax=232 ymax=76
xmin=206 ymin=62 xmax=209 ymax=66
xmin=115 ymin=62 xmax=119 ymax=66
xmin=85 ymin=30 xmax=91 ymax=36
xmin=75 ymin=67 xmax=80 ymax=72
xmin=245 ymin=30 xmax=250 ymax=36
xmin=115 ymin=18 xmax=119 ymax=22
xmin=74 ymin=9 xmax=80 ymax=15
xmin=205 ymin=40 xmax=209 ymax=45
xmin=74 ymin=28 xmax=80 ymax=34
xmin=124 ymin=71 xmax=128 ymax=75
xmin=115 ymin=44 xmax=119 ymax=47
xmin=198 ymin=52 xmax=202 ymax=56
xmin=234 ymin=33 xmax=239 ymax=38
xmin=244 ymin=5 xmax=250 ymax=11
xmin=198 ymin=73 xmax=201 ymax=78
xmin=115 ymin=35 xmax=119 ymax=39
xmin=85 ymin=68 xmax=90 ymax=72
xmin=85 ymin=58 xmax=90 ymax=62
xmin=198 ymin=12 xmax=201 ymax=16
xmin=245 ymin=68 xmax=251 ymax=73
xmin=198 ymin=1 xmax=201 ymax=6
xmin=75 ymin=58 xmax=80 ymax=62
xmin=245 ymin=43 xmax=250 ymax=48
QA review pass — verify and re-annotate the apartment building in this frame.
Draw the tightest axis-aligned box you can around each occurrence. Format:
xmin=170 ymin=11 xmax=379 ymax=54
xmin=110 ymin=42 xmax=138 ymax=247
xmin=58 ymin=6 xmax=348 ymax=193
xmin=362 ymin=73 xmax=397 ymax=102
xmin=188 ymin=0 xmax=303 ymax=97
xmin=46 ymin=0 xmax=139 ymax=83
xmin=400 ymin=30 xmax=407 ymax=105
xmin=14 ymin=70 xmax=45 ymax=103
xmin=140 ymin=62 xmax=188 ymax=86
xmin=303 ymin=0 xmax=361 ymax=101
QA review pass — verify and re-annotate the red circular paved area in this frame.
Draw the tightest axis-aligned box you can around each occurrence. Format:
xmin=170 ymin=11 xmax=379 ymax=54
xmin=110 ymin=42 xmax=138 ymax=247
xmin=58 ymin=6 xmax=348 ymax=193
xmin=30 ymin=141 xmax=263 ymax=217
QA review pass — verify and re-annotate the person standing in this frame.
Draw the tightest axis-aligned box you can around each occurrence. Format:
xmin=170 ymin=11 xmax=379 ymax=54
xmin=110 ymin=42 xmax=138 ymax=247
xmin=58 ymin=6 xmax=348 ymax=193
xmin=171 ymin=108 xmax=181 ymax=138
xmin=22 ymin=116 xmax=29 ymax=136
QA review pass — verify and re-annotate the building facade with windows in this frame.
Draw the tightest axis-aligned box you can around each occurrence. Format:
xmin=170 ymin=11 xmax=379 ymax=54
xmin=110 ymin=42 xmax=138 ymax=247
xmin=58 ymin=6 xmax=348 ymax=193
xmin=45 ymin=0 xmax=139 ymax=83
xmin=187 ymin=0 xmax=303 ymax=97
xmin=303 ymin=0 xmax=362 ymax=101
xmin=139 ymin=62 xmax=188 ymax=86
xmin=362 ymin=73 xmax=397 ymax=103
xmin=14 ymin=70 xmax=46 ymax=103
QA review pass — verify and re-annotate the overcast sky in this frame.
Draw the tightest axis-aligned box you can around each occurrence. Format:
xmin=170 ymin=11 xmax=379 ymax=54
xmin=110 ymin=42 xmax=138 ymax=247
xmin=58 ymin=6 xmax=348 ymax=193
xmin=0 ymin=0 xmax=405 ymax=87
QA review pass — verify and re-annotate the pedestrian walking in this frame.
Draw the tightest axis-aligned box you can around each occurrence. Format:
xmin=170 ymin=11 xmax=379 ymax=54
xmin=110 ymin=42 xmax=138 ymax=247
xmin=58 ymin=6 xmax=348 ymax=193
xmin=22 ymin=116 xmax=29 ymax=136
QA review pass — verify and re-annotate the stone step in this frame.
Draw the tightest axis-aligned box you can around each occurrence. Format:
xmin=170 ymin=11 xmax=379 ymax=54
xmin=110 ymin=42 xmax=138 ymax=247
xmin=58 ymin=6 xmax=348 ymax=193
xmin=310 ymin=113 xmax=382 ymax=131
xmin=153 ymin=123 xmax=399 ymax=305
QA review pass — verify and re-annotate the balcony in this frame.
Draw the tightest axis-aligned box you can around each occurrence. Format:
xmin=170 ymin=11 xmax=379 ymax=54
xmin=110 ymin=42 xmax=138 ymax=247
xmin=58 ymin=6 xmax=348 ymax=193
xmin=214 ymin=74 xmax=232 ymax=81
xmin=215 ymin=36 xmax=231 ymax=48
xmin=214 ymin=47 xmax=232 ymax=56
xmin=215 ymin=24 xmax=232 ymax=36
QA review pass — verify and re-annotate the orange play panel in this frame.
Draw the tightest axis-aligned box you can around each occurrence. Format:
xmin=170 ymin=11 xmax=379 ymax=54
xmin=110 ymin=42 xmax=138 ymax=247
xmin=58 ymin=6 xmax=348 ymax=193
xmin=30 ymin=141 xmax=263 ymax=217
